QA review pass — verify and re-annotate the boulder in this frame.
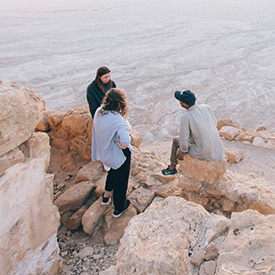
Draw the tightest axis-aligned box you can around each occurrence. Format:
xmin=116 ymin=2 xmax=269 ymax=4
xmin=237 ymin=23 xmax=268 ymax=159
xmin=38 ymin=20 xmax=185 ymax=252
xmin=0 ymin=159 xmax=61 ymax=275
xmin=219 ymin=126 xmax=239 ymax=140
xmin=102 ymin=204 xmax=137 ymax=245
xmin=82 ymin=197 xmax=112 ymax=236
xmin=107 ymin=197 xmax=229 ymax=274
xmin=224 ymin=147 xmax=244 ymax=163
xmin=0 ymin=81 xmax=44 ymax=156
xmin=75 ymin=161 xmax=105 ymax=183
xmin=0 ymin=147 xmax=24 ymax=176
xmin=178 ymin=154 xmax=227 ymax=184
xmin=216 ymin=210 xmax=275 ymax=274
xmin=54 ymin=181 xmax=95 ymax=214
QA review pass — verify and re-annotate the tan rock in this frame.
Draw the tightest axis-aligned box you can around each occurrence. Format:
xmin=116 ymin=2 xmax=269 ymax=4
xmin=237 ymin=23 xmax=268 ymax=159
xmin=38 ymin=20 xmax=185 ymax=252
xmin=190 ymin=249 xmax=204 ymax=266
xmin=181 ymin=192 xmax=210 ymax=207
xmin=127 ymin=186 xmax=155 ymax=213
xmin=217 ymin=119 xmax=234 ymax=130
xmin=75 ymin=161 xmax=105 ymax=183
xmin=26 ymin=132 xmax=51 ymax=170
xmin=204 ymin=243 xmax=219 ymax=261
xmin=0 ymin=148 xmax=24 ymax=176
xmin=113 ymin=197 xmax=229 ymax=274
xmin=224 ymin=147 xmax=244 ymax=163
xmin=155 ymin=180 xmax=182 ymax=198
xmin=178 ymin=176 xmax=202 ymax=192
xmin=35 ymin=109 xmax=55 ymax=132
xmin=0 ymin=159 xmax=61 ymax=275
xmin=0 ymin=82 xmax=44 ymax=156
xmin=66 ymin=205 xmax=89 ymax=231
xmin=252 ymin=136 xmax=266 ymax=147
xmin=102 ymin=204 xmax=137 ymax=245
xmin=54 ymin=181 xmax=95 ymax=214
xmin=199 ymin=261 xmax=216 ymax=275
xmin=178 ymin=154 xmax=227 ymax=185
xmin=219 ymin=126 xmax=239 ymax=140
xmin=82 ymin=197 xmax=112 ymax=235
xmin=216 ymin=210 xmax=275 ymax=274
xmin=60 ymin=152 xmax=76 ymax=172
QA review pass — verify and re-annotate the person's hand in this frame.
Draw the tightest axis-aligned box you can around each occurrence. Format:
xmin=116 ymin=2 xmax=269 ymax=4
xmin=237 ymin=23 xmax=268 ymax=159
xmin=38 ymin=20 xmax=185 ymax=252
xmin=115 ymin=141 xmax=128 ymax=149
xmin=177 ymin=150 xmax=186 ymax=161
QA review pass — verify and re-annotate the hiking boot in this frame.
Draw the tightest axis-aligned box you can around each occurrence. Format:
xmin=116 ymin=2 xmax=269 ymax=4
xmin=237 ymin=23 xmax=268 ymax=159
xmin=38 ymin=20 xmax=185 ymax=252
xmin=113 ymin=199 xmax=130 ymax=218
xmin=161 ymin=166 xmax=177 ymax=175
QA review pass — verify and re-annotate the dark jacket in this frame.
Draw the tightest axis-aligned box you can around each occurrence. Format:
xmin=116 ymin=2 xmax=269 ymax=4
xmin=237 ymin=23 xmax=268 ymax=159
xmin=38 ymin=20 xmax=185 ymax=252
xmin=86 ymin=80 xmax=116 ymax=118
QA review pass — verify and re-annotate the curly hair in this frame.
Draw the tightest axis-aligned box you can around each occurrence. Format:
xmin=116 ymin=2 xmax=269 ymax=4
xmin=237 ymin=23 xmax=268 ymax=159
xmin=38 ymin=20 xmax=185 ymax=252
xmin=99 ymin=88 xmax=128 ymax=118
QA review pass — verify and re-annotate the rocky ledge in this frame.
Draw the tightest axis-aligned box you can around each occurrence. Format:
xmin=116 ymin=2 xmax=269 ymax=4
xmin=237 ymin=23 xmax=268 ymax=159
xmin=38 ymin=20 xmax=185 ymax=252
xmin=1 ymin=81 xmax=275 ymax=275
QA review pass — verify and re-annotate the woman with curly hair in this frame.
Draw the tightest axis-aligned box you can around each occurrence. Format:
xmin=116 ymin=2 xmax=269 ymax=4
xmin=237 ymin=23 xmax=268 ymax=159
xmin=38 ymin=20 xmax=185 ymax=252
xmin=86 ymin=66 xmax=116 ymax=118
xmin=92 ymin=88 xmax=133 ymax=217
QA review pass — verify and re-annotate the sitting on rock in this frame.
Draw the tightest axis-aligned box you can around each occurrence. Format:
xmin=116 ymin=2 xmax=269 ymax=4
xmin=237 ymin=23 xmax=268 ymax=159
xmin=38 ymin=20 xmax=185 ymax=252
xmin=162 ymin=90 xmax=224 ymax=175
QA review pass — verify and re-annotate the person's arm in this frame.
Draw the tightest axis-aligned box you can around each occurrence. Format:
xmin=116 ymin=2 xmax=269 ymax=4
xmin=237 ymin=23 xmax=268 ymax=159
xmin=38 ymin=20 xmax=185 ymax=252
xmin=87 ymin=84 xmax=100 ymax=118
xmin=115 ymin=122 xmax=131 ymax=149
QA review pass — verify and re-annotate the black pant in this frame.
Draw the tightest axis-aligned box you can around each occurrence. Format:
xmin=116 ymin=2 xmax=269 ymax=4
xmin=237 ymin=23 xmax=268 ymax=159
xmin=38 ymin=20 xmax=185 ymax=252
xmin=105 ymin=148 xmax=131 ymax=211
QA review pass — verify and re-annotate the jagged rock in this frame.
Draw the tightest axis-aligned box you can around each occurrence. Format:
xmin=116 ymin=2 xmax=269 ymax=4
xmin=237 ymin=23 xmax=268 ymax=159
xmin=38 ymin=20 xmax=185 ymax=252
xmin=155 ymin=180 xmax=182 ymax=198
xmin=26 ymin=132 xmax=51 ymax=170
xmin=199 ymin=261 xmax=216 ymax=275
xmin=0 ymin=81 xmax=44 ymax=156
xmin=216 ymin=210 xmax=275 ymax=274
xmin=75 ymin=161 xmax=105 ymax=183
xmin=219 ymin=126 xmax=239 ymax=140
xmin=127 ymin=186 xmax=155 ymax=213
xmin=35 ymin=109 xmax=55 ymax=132
xmin=102 ymin=204 xmax=137 ymax=245
xmin=60 ymin=152 xmax=76 ymax=172
xmin=66 ymin=205 xmax=89 ymax=231
xmin=54 ymin=181 xmax=95 ymax=214
xmin=0 ymin=147 xmax=24 ymax=176
xmin=0 ymin=159 xmax=61 ymax=275
xmin=82 ymin=197 xmax=112 ymax=235
xmin=178 ymin=154 xmax=227 ymax=185
xmin=224 ymin=147 xmax=244 ymax=163
xmin=108 ymin=197 xmax=229 ymax=274
xmin=204 ymin=243 xmax=219 ymax=261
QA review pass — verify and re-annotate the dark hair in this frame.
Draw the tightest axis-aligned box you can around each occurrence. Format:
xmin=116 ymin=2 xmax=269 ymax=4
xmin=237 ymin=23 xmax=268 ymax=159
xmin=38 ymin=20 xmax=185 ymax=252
xmin=99 ymin=88 xmax=128 ymax=118
xmin=95 ymin=66 xmax=111 ymax=91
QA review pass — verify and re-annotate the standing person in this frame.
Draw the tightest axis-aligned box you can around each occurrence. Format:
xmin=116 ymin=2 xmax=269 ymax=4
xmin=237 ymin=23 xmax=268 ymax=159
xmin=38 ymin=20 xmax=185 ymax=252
xmin=86 ymin=66 xmax=116 ymax=118
xmin=162 ymin=90 xmax=224 ymax=175
xmin=92 ymin=88 xmax=133 ymax=217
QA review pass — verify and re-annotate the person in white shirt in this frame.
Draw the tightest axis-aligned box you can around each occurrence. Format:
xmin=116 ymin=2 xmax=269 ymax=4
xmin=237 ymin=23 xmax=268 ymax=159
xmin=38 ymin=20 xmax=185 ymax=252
xmin=92 ymin=88 xmax=134 ymax=217
xmin=162 ymin=90 xmax=224 ymax=176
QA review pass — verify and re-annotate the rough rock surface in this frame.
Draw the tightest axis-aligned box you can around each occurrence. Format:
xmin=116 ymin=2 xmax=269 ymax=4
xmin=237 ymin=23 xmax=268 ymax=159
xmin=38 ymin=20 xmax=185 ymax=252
xmin=0 ymin=159 xmax=61 ymax=275
xmin=0 ymin=81 xmax=44 ymax=156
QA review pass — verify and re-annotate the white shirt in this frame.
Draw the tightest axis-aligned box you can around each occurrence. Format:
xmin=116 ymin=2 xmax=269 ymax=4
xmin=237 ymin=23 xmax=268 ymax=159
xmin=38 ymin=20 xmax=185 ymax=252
xmin=92 ymin=107 xmax=134 ymax=170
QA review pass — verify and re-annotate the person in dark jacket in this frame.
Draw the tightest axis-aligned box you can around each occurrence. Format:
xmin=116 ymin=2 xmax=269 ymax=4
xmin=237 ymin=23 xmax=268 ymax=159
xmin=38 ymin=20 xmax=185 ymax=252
xmin=86 ymin=66 xmax=116 ymax=118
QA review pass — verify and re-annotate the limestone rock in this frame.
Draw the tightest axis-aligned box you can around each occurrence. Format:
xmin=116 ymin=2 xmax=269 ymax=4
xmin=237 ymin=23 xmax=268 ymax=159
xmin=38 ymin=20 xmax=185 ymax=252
xmin=82 ymin=197 xmax=112 ymax=235
xmin=113 ymin=197 xmax=229 ymax=274
xmin=0 ymin=159 xmax=61 ymax=275
xmin=216 ymin=210 xmax=275 ymax=274
xmin=252 ymin=136 xmax=266 ymax=147
xmin=0 ymin=82 xmax=44 ymax=156
xmin=66 ymin=205 xmax=89 ymax=231
xmin=54 ymin=181 xmax=95 ymax=214
xmin=224 ymin=147 xmax=244 ymax=163
xmin=35 ymin=109 xmax=55 ymax=132
xmin=26 ymin=131 xmax=51 ymax=170
xmin=219 ymin=126 xmax=239 ymax=140
xmin=102 ymin=204 xmax=137 ymax=245
xmin=178 ymin=154 xmax=227 ymax=184
xmin=75 ymin=161 xmax=105 ymax=183
xmin=127 ymin=186 xmax=155 ymax=213
xmin=0 ymin=147 xmax=24 ymax=176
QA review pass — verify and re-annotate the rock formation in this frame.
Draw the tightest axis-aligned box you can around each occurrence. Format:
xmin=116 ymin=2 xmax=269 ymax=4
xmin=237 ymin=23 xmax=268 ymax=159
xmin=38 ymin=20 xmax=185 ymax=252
xmin=0 ymin=81 xmax=61 ymax=275
xmin=2 ymin=80 xmax=275 ymax=274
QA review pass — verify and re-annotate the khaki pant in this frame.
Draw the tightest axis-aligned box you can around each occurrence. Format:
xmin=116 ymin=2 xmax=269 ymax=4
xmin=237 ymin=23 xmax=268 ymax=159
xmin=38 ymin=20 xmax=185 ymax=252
xmin=170 ymin=136 xmax=180 ymax=165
